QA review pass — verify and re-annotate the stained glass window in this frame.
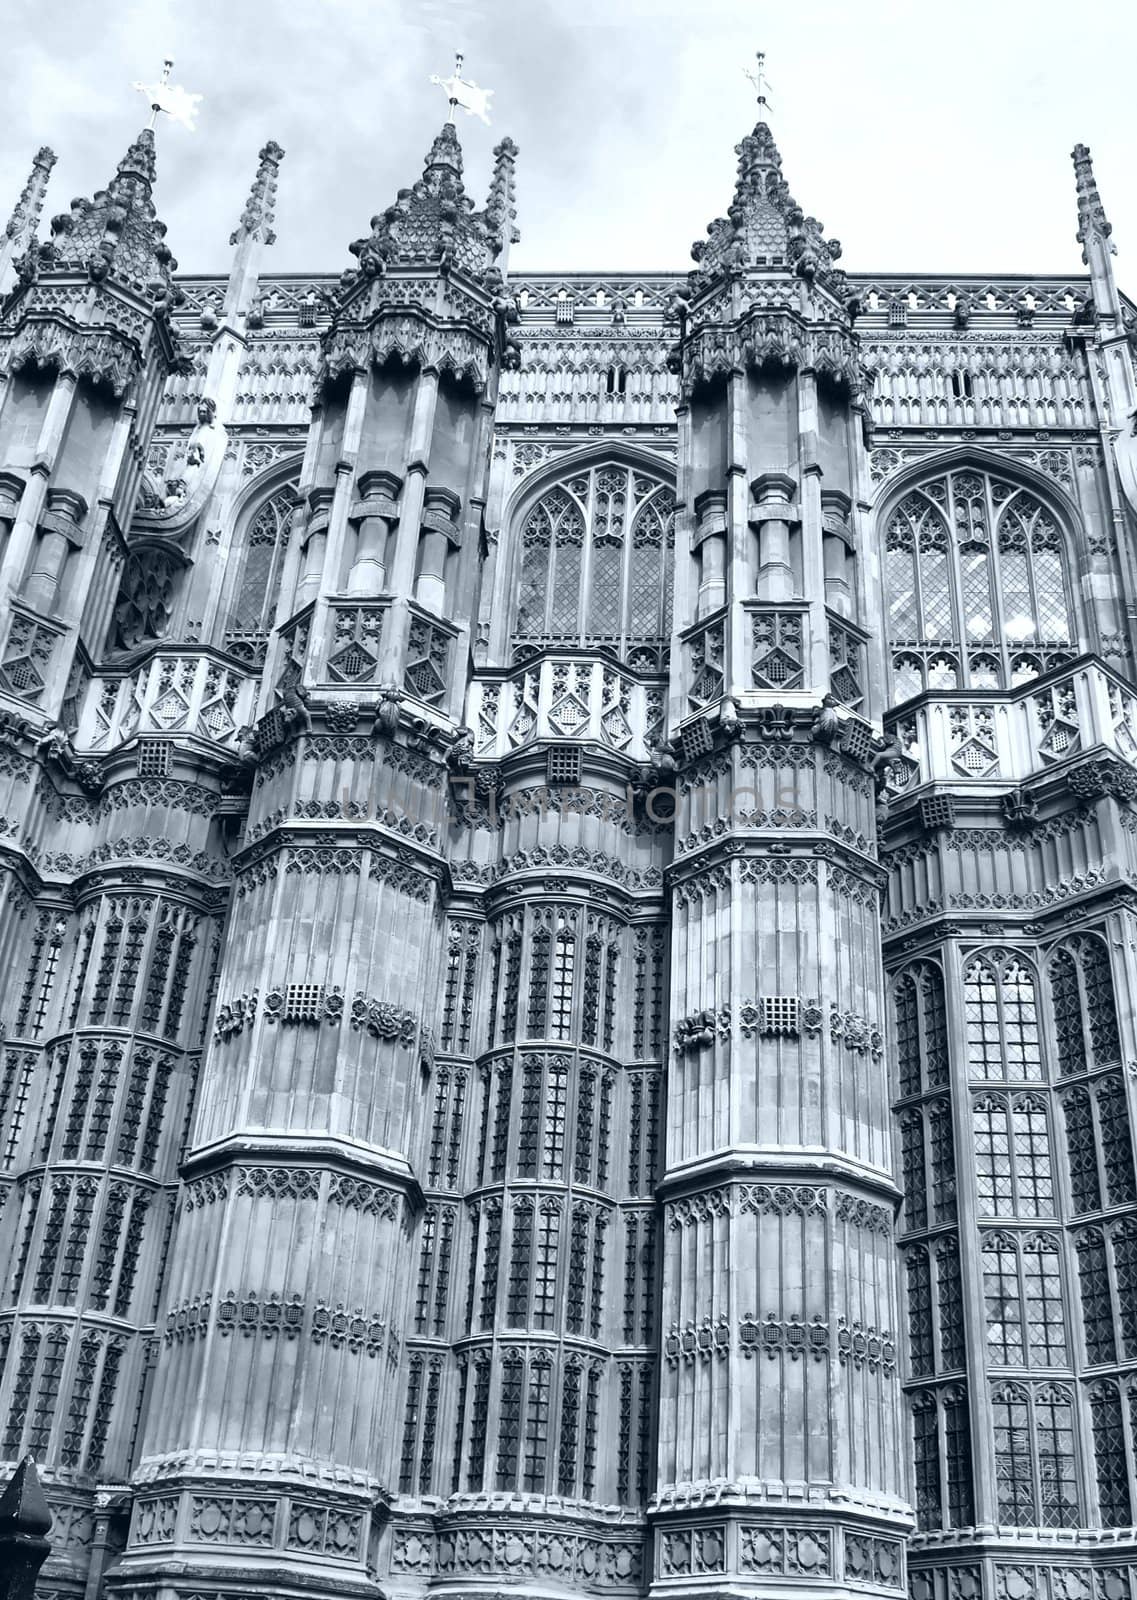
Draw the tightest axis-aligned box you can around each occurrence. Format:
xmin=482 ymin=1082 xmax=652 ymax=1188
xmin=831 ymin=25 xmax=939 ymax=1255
xmin=885 ymin=469 xmax=1074 ymax=701
xmin=513 ymin=464 xmax=675 ymax=659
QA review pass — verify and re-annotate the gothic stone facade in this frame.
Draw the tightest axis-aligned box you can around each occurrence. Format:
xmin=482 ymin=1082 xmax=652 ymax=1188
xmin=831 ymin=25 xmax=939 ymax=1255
xmin=0 ymin=105 xmax=1135 ymax=1600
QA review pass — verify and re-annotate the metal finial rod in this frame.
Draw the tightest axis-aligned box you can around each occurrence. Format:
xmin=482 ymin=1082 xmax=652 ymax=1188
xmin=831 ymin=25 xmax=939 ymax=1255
xmin=743 ymin=49 xmax=774 ymax=116
xmin=147 ymin=58 xmax=174 ymax=130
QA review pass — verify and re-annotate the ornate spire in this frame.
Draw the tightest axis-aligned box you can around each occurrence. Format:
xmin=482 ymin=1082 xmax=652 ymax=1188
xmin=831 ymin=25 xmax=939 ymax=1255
xmin=1073 ymin=142 xmax=1115 ymax=264
xmin=345 ymin=121 xmax=518 ymax=288
xmin=4 ymin=147 xmax=56 ymax=251
xmin=45 ymin=126 xmax=181 ymax=306
xmin=690 ymin=112 xmax=847 ymax=301
xmin=230 ymin=140 xmax=285 ymax=246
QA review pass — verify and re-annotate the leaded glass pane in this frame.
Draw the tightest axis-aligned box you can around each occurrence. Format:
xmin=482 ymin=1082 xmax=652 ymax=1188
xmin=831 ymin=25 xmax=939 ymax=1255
xmin=1113 ymin=1222 xmax=1137 ymax=1359
xmin=975 ymin=1100 xmax=1013 ymax=1218
xmin=993 ymin=1389 xmax=1035 ymax=1525
xmin=1035 ymin=1391 xmax=1079 ymax=1527
xmin=901 ymin=1113 xmax=928 ymax=1230
xmin=944 ymin=1392 xmax=974 ymax=1527
xmin=1076 ymin=1230 xmax=1116 ymax=1364
xmin=911 ymin=1398 xmax=940 ymax=1530
xmin=930 ymin=1101 xmax=957 ymax=1223
xmin=1012 ymin=1100 xmax=1054 ymax=1217
xmin=1064 ymin=1089 xmax=1102 ymax=1215
xmin=894 ymin=973 xmax=921 ymax=1098
xmin=960 ymin=544 xmax=995 ymax=642
xmin=906 ymin=1250 xmax=934 ymax=1375
xmin=1096 ymin=1075 xmax=1137 ymax=1206
xmin=983 ymin=1240 xmax=1024 ymax=1364
xmin=1082 ymin=940 xmax=1121 ymax=1065
xmin=1049 ymin=950 xmax=1086 ymax=1077
xmin=964 ymin=961 xmax=1002 ymax=1080
xmin=1090 ymin=1385 xmax=1132 ymax=1528
xmin=1022 ymin=1238 xmax=1066 ymax=1366
xmin=937 ymin=1240 xmax=966 ymax=1369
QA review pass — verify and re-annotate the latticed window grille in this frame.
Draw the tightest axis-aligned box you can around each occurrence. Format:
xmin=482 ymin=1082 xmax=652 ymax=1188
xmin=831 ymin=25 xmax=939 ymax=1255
xmin=224 ymin=481 xmax=296 ymax=657
xmin=991 ymin=1382 xmax=1079 ymax=1528
xmin=943 ymin=1388 xmax=974 ymax=1527
xmin=1063 ymin=1087 xmax=1103 ymax=1215
xmin=973 ymin=1095 xmax=1054 ymax=1218
xmin=426 ymin=1065 xmax=467 ymax=1189
xmin=0 ymin=1051 xmax=35 ymax=1171
xmin=937 ymin=1238 xmax=966 ymax=1369
xmin=982 ymin=1232 xmax=1066 ymax=1368
xmin=86 ymin=1341 xmax=122 ymax=1473
xmin=1049 ymin=937 xmax=1122 ymax=1077
xmin=27 ymin=1328 xmax=68 ymax=1456
xmin=892 ymin=962 xmax=949 ymax=1098
xmin=1075 ymin=1227 xmax=1117 ymax=1364
xmin=61 ymin=1333 xmax=100 ymax=1468
xmin=399 ymin=1354 xmax=423 ymax=1493
xmin=1096 ymin=1075 xmax=1137 ymax=1206
xmin=477 ymin=1204 xmax=502 ymax=1332
xmin=900 ymin=1112 xmax=928 ymax=1232
xmin=911 ymin=1394 xmax=941 ymax=1529
xmin=466 ymin=1358 xmax=492 ymax=1488
xmin=507 ymin=1199 xmax=535 ymax=1324
xmin=513 ymin=464 xmax=675 ymax=660
xmin=523 ymin=1357 xmax=553 ymax=1492
xmin=489 ymin=1067 xmax=512 ymax=1184
xmin=1 ymin=1329 xmax=40 ymax=1457
xmin=906 ymin=1250 xmax=934 ymax=1376
xmin=558 ymin=1360 xmax=583 ymax=1496
xmin=884 ymin=468 xmax=1074 ymax=701
xmin=1089 ymin=1382 xmax=1132 ymax=1528
xmin=964 ymin=955 xmax=1042 ymax=1081
xmin=496 ymin=1355 xmax=524 ymax=1489
xmin=441 ymin=921 xmax=480 ymax=1055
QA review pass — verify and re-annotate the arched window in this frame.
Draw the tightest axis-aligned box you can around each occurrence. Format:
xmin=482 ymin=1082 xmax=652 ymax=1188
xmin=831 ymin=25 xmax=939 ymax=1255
xmin=884 ymin=467 xmax=1074 ymax=702
xmin=224 ymin=481 xmax=297 ymax=666
xmin=1047 ymin=937 xmax=1122 ymax=1078
xmin=892 ymin=961 xmax=949 ymax=1098
xmin=963 ymin=953 xmax=1043 ymax=1082
xmin=991 ymin=1382 xmax=1079 ymax=1527
xmin=513 ymin=464 xmax=674 ymax=662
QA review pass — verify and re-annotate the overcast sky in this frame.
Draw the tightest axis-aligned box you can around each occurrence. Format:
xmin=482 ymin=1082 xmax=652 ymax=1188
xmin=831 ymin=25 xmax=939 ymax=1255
xmin=3 ymin=0 xmax=1135 ymax=285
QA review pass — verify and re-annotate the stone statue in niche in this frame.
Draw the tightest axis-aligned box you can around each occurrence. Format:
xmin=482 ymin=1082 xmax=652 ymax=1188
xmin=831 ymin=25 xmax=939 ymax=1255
xmin=135 ymin=396 xmax=228 ymax=532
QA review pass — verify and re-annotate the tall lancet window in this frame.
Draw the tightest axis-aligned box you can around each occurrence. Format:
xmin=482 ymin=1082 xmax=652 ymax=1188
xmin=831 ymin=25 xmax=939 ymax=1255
xmin=513 ymin=463 xmax=674 ymax=665
xmin=224 ymin=480 xmax=297 ymax=666
xmin=884 ymin=467 xmax=1074 ymax=702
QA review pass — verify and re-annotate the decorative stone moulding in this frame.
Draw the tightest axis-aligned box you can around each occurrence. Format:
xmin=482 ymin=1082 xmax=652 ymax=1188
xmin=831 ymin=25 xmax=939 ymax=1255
xmin=251 ymin=984 xmax=420 ymax=1043
xmin=675 ymin=998 xmax=826 ymax=1049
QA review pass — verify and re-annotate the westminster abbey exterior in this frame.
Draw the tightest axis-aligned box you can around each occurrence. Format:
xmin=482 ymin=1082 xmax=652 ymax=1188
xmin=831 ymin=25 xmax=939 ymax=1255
xmin=0 ymin=84 xmax=1136 ymax=1600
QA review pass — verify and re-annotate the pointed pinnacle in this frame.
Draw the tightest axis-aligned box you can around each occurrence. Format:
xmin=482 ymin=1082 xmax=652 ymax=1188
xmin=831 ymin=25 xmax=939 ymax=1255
xmin=1072 ymin=143 xmax=1115 ymax=262
xmin=230 ymin=140 xmax=285 ymax=247
xmin=4 ymin=146 xmax=57 ymax=246
xmin=485 ymin=137 xmax=519 ymax=240
xmin=111 ymin=127 xmax=158 ymax=196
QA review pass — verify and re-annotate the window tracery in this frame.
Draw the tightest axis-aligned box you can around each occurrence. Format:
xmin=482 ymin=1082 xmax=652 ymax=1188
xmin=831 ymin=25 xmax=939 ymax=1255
xmin=991 ymin=1381 xmax=1079 ymax=1527
xmin=981 ymin=1231 xmax=1067 ymax=1367
xmin=224 ymin=481 xmax=297 ymax=666
xmin=963 ymin=953 xmax=1043 ymax=1082
xmin=973 ymin=1094 xmax=1054 ymax=1218
xmin=909 ymin=1384 xmax=974 ymax=1531
xmin=513 ymin=463 xmax=675 ymax=664
xmin=884 ymin=468 xmax=1074 ymax=701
